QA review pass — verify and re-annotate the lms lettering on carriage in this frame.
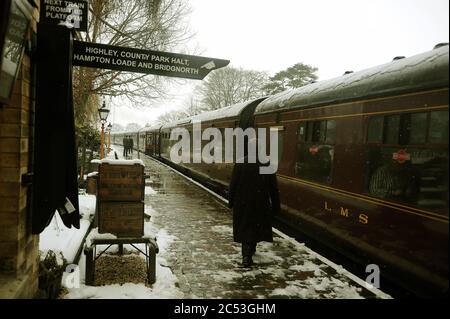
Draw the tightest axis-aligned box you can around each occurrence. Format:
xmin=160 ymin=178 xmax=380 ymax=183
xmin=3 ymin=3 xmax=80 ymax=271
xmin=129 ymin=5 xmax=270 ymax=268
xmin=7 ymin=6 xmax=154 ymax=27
xmin=169 ymin=120 xmax=280 ymax=174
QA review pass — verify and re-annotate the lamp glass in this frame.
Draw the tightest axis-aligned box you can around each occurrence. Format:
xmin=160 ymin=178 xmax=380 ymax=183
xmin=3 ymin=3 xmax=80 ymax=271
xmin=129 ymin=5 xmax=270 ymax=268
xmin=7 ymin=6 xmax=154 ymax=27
xmin=98 ymin=108 xmax=109 ymax=122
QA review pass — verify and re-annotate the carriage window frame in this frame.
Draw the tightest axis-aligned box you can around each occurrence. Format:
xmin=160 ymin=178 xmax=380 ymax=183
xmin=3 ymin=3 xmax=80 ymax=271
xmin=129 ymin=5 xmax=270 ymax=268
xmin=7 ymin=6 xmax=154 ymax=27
xmin=429 ymin=110 xmax=449 ymax=144
xmin=295 ymin=119 xmax=336 ymax=184
xmin=298 ymin=122 xmax=307 ymax=142
xmin=366 ymin=110 xmax=447 ymax=146
xmin=367 ymin=115 xmax=384 ymax=143
xmin=365 ymin=110 xmax=448 ymax=213
xmin=384 ymin=114 xmax=401 ymax=144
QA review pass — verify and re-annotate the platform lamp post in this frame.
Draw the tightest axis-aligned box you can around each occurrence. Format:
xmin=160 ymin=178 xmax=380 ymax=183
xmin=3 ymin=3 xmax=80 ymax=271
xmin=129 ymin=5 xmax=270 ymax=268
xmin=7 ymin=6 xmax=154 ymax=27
xmin=107 ymin=122 xmax=112 ymax=154
xmin=98 ymin=101 xmax=110 ymax=159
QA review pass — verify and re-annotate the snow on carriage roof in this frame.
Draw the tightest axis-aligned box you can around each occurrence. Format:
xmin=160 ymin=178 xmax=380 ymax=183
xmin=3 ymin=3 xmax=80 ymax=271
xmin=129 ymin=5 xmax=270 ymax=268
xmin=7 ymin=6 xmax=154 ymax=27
xmin=139 ymin=124 xmax=163 ymax=132
xmin=255 ymin=45 xmax=449 ymax=115
xmin=161 ymin=98 xmax=264 ymax=129
xmin=191 ymin=99 xmax=257 ymax=122
xmin=160 ymin=116 xmax=194 ymax=129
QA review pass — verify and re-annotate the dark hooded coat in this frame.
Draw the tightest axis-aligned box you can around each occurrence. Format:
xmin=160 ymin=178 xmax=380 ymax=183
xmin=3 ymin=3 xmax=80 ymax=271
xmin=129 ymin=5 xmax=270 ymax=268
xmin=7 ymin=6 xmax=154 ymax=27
xmin=32 ymin=25 xmax=79 ymax=233
xmin=228 ymin=160 xmax=280 ymax=243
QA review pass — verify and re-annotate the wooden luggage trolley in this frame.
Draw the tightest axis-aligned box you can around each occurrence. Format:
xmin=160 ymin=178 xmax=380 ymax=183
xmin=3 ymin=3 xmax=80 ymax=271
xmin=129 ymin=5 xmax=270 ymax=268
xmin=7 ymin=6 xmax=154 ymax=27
xmin=84 ymin=160 xmax=158 ymax=285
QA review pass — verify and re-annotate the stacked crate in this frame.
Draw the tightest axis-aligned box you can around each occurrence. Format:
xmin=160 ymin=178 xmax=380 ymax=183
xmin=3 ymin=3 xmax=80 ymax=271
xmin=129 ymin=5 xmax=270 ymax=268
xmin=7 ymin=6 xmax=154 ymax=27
xmin=97 ymin=161 xmax=145 ymax=237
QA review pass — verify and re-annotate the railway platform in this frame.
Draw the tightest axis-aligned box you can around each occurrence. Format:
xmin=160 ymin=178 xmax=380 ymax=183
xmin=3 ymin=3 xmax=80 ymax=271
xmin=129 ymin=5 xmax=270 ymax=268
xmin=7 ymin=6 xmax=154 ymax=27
xmin=68 ymin=146 xmax=391 ymax=299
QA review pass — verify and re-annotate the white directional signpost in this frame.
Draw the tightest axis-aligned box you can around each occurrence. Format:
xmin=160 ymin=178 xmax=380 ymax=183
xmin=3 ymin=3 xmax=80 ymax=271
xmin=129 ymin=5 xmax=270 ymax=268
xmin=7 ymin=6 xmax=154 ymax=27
xmin=72 ymin=41 xmax=230 ymax=80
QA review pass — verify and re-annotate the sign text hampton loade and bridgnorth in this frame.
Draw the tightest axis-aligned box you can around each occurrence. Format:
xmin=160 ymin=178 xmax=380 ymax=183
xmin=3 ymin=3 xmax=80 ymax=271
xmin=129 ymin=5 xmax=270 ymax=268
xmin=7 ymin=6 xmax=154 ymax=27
xmin=72 ymin=41 xmax=230 ymax=80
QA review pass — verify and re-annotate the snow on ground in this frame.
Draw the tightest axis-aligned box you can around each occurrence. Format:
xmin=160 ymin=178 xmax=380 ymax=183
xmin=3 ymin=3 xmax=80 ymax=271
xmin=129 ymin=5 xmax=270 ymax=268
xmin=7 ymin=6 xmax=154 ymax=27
xmin=200 ymin=230 xmax=370 ymax=299
xmin=145 ymin=186 xmax=157 ymax=195
xmin=84 ymin=228 xmax=117 ymax=247
xmin=269 ymin=277 xmax=364 ymax=299
xmin=144 ymin=204 xmax=157 ymax=218
xmin=39 ymin=194 xmax=96 ymax=264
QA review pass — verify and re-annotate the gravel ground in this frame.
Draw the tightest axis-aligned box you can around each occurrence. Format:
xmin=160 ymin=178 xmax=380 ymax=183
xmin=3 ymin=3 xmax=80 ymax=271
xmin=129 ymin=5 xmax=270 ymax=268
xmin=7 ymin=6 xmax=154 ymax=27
xmin=95 ymin=254 xmax=148 ymax=286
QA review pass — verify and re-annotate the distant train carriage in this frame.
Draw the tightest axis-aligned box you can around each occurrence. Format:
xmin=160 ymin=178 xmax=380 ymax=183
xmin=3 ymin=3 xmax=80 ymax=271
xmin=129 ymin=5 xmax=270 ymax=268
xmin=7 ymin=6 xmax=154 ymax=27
xmin=142 ymin=124 xmax=162 ymax=156
xmin=159 ymin=98 xmax=265 ymax=194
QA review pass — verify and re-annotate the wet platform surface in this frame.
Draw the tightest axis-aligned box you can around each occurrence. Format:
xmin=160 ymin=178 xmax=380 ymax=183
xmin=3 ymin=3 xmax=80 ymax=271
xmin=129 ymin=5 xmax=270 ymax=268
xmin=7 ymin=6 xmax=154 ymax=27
xmin=116 ymin=147 xmax=388 ymax=299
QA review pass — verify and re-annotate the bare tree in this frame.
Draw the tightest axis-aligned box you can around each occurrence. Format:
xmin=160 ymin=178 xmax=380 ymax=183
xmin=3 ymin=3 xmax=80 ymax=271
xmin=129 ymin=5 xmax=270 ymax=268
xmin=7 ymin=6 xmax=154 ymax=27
xmin=195 ymin=66 xmax=269 ymax=110
xmin=125 ymin=122 xmax=142 ymax=131
xmin=73 ymin=0 xmax=194 ymax=125
xmin=181 ymin=93 xmax=203 ymax=116
xmin=74 ymin=0 xmax=193 ymax=180
xmin=111 ymin=123 xmax=124 ymax=132
xmin=156 ymin=108 xmax=190 ymax=124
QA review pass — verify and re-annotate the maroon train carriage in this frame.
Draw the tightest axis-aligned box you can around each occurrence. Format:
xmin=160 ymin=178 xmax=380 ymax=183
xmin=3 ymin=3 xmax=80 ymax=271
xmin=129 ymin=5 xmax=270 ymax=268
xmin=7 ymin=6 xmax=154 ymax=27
xmin=111 ymin=45 xmax=448 ymax=297
xmin=251 ymin=45 xmax=448 ymax=297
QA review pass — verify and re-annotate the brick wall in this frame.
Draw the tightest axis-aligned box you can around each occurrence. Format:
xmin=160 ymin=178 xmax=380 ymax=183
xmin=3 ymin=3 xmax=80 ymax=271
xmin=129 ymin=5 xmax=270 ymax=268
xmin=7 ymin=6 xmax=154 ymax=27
xmin=0 ymin=0 xmax=40 ymax=299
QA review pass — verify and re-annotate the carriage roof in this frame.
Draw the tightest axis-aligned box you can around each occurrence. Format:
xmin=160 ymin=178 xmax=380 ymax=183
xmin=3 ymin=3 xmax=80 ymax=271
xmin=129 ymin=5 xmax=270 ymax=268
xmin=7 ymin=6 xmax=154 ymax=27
xmin=255 ymin=45 xmax=449 ymax=115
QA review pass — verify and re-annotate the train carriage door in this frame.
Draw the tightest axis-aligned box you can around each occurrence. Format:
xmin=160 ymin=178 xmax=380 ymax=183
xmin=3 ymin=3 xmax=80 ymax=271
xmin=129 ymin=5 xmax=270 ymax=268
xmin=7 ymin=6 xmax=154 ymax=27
xmin=155 ymin=132 xmax=159 ymax=156
xmin=145 ymin=132 xmax=151 ymax=155
xmin=295 ymin=119 xmax=336 ymax=185
xmin=269 ymin=125 xmax=286 ymax=174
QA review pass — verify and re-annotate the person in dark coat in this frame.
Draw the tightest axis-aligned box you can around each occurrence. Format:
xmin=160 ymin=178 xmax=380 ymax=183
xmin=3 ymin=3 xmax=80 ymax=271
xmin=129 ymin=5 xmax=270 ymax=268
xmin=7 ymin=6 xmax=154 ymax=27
xmin=129 ymin=136 xmax=134 ymax=155
xmin=228 ymin=154 xmax=280 ymax=267
xmin=123 ymin=136 xmax=127 ymax=157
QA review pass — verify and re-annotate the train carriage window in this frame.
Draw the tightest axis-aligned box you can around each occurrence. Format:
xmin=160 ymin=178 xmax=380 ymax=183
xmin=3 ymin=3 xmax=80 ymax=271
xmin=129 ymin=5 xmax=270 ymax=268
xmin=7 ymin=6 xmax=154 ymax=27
xmin=384 ymin=115 xmax=400 ymax=144
xmin=312 ymin=121 xmax=326 ymax=142
xmin=325 ymin=120 xmax=336 ymax=143
xmin=306 ymin=121 xmax=314 ymax=142
xmin=408 ymin=112 xmax=427 ymax=144
xmin=429 ymin=110 xmax=449 ymax=144
xmin=298 ymin=122 xmax=307 ymax=142
xmin=365 ymin=110 xmax=449 ymax=214
xmin=367 ymin=115 xmax=383 ymax=143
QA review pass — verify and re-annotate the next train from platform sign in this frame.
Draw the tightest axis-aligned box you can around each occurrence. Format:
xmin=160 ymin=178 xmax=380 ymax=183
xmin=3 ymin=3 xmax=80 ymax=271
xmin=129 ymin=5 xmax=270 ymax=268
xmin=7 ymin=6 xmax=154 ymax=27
xmin=112 ymin=44 xmax=449 ymax=297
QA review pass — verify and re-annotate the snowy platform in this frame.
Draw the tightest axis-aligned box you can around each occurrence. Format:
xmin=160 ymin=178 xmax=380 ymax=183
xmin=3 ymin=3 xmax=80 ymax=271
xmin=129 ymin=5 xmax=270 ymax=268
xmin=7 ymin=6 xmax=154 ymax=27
xmin=59 ymin=145 xmax=391 ymax=299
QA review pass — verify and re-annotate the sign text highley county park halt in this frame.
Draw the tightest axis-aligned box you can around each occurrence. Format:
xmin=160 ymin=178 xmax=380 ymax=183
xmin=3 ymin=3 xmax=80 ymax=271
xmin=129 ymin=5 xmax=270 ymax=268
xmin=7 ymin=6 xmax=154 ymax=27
xmin=72 ymin=41 xmax=230 ymax=80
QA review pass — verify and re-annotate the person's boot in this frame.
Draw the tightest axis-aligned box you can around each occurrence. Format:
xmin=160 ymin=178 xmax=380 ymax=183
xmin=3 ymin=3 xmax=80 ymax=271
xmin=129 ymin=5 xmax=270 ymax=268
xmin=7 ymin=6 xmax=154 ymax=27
xmin=242 ymin=255 xmax=253 ymax=267
xmin=241 ymin=243 xmax=255 ymax=267
xmin=250 ymin=244 xmax=256 ymax=256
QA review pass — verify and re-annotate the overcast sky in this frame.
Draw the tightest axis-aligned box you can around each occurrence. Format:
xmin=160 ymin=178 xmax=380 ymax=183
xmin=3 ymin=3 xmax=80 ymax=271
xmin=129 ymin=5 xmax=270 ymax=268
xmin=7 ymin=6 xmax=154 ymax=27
xmin=111 ymin=0 xmax=449 ymax=127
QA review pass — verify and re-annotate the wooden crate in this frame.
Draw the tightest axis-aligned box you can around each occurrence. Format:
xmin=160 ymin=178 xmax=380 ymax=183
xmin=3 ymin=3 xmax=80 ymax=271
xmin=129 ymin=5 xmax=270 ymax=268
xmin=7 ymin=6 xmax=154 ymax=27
xmin=98 ymin=201 xmax=144 ymax=237
xmin=98 ymin=163 xmax=144 ymax=202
